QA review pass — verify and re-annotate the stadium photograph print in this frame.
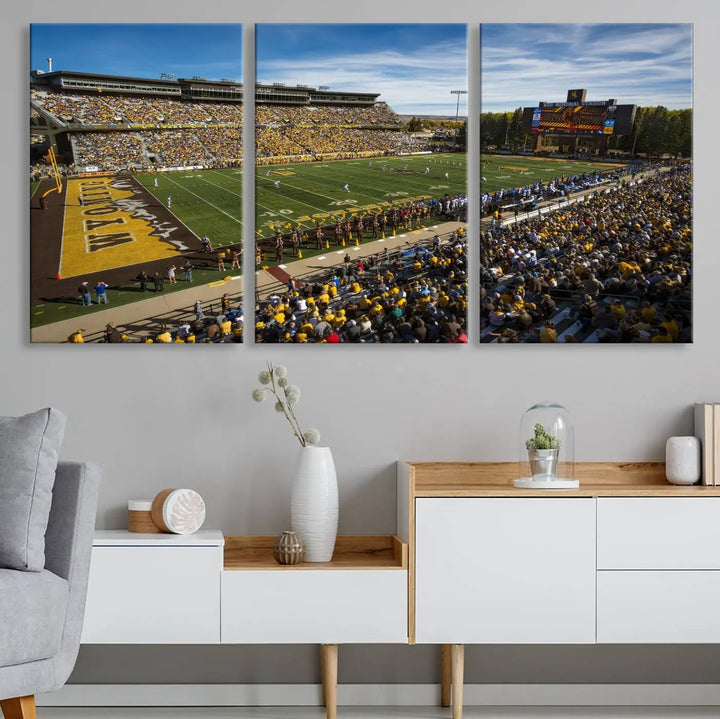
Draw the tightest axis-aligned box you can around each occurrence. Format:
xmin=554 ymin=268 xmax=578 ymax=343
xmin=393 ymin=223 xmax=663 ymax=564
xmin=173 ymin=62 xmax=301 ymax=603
xmin=30 ymin=23 xmax=244 ymax=344
xmin=480 ymin=23 xmax=692 ymax=344
xmin=255 ymin=23 xmax=468 ymax=344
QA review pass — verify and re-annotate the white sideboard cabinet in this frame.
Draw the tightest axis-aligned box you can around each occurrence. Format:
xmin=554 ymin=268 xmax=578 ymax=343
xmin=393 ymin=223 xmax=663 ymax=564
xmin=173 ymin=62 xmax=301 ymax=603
xmin=81 ymin=532 xmax=407 ymax=719
xmin=399 ymin=461 xmax=720 ymax=719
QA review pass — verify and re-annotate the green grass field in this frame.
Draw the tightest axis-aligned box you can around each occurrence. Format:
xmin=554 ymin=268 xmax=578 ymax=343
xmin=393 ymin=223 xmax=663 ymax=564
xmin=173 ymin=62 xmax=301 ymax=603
xmin=30 ymin=265 xmax=232 ymax=329
xmin=255 ymin=153 xmax=467 ymax=238
xmin=136 ymin=168 xmax=244 ymax=247
xmin=480 ymin=155 xmax=623 ymax=195
xmin=132 ymin=155 xmax=622 ymax=249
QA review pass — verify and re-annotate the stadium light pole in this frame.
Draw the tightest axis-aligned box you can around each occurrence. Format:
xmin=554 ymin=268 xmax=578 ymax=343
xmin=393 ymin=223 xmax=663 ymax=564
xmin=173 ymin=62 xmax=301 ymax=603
xmin=451 ymin=90 xmax=467 ymax=144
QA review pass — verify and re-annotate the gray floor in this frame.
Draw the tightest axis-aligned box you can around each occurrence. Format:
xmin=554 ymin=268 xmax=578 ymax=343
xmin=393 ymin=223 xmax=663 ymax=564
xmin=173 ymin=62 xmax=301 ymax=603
xmin=36 ymin=708 xmax=720 ymax=719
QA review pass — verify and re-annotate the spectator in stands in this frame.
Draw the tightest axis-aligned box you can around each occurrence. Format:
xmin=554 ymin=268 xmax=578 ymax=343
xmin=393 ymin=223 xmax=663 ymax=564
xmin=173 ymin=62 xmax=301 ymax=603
xmin=481 ymin=165 xmax=692 ymax=343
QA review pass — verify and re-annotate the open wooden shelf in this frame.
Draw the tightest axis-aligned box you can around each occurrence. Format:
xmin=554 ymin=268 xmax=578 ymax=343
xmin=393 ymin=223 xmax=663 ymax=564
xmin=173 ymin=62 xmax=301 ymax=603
xmin=224 ymin=535 xmax=407 ymax=570
xmin=403 ymin=462 xmax=720 ymax=497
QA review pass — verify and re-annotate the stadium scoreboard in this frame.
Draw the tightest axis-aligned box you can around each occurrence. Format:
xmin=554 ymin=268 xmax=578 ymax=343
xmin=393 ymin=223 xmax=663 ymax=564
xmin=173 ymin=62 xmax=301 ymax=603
xmin=522 ymin=89 xmax=636 ymax=136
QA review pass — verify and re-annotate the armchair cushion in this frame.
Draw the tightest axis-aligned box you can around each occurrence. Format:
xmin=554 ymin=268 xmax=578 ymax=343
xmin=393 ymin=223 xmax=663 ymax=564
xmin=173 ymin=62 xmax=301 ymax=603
xmin=0 ymin=568 xmax=68 ymax=665
xmin=0 ymin=408 xmax=67 ymax=571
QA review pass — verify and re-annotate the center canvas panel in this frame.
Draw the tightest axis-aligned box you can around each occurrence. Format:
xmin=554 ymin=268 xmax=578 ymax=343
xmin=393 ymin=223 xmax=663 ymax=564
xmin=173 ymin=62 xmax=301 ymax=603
xmin=30 ymin=23 xmax=244 ymax=344
xmin=255 ymin=23 xmax=468 ymax=344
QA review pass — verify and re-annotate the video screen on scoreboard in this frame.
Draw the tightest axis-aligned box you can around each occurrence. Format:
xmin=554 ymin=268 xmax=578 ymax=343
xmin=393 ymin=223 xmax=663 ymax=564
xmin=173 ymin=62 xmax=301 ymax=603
xmin=531 ymin=103 xmax=617 ymax=134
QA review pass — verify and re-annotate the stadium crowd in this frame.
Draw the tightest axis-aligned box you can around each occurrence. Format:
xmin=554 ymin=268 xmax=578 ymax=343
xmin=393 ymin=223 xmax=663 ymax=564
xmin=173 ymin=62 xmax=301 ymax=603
xmin=69 ymin=294 xmax=244 ymax=344
xmin=256 ymin=103 xmax=402 ymax=128
xmin=32 ymin=89 xmax=117 ymax=125
xmin=69 ymin=127 xmax=243 ymax=171
xmin=256 ymin=231 xmax=467 ymax=343
xmin=258 ymin=193 xmax=468 ymax=257
xmin=256 ymin=125 xmax=426 ymax=160
xmin=255 ymin=103 xmax=425 ymax=159
xmin=480 ymin=165 xmax=692 ymax=343
xmin=481 ymin=168 xmax=626 ymax=217
xmin=32 ymin=89 xmax=243 ymax=128
xmin=143 ymin=130 xmax=215 ymax=167
xmin=71 ymin=131 xmax=146 ymax=170
xmin=33 ymin=88 xmax=426 ymax=170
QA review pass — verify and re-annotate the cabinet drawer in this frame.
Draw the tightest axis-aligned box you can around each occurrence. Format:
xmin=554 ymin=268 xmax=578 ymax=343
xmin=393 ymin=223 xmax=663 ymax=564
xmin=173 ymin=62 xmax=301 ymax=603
xmin=597 ymin=571 xmax=720 ymax=642
xmin=82 ymin=546 xmax=222 ymax=643
xmin=221 ymin=569 xmax=407 ymax=643
xmin=597 ymin=498 xmax=720 ymax=569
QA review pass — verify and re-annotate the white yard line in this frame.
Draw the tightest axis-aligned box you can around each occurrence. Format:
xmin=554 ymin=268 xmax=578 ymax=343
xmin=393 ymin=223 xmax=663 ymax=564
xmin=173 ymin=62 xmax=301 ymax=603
xmin=204 ymin=170 xmax=244 ymax=198
xmin=163 ymin=173 xmax=242 ymax=224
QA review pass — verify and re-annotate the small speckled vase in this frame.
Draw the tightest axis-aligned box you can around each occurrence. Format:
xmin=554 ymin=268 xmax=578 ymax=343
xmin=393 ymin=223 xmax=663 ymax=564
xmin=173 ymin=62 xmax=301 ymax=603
xmin=273 ymin=530 xmax=305 ymax=565
xmin=665 ymin=436 xmax=701 ymax=485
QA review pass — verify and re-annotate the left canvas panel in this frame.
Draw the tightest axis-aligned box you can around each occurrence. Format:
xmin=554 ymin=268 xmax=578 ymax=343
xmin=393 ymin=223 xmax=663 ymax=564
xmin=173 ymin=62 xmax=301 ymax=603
xmin=30 ymin=23 xmax=244 ymax=343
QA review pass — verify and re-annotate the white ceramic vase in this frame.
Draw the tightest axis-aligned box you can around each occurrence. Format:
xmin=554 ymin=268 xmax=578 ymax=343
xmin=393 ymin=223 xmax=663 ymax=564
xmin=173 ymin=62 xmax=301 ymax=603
xmin=290 ymin=446 xmax=338 ymax=562
xmin=665 ymin=436 xmax=701 ymax=485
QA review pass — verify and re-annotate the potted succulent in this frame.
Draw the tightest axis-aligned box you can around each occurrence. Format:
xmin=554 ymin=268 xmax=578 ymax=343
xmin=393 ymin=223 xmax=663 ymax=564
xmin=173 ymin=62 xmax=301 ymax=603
xmin=525 ymin=423 xmax=561 ymax=480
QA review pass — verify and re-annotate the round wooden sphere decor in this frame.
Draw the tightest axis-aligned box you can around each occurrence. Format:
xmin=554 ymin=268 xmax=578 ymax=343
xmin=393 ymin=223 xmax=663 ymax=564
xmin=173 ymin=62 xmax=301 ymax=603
xmin=151 ymin=488 xmax=206 ymax=534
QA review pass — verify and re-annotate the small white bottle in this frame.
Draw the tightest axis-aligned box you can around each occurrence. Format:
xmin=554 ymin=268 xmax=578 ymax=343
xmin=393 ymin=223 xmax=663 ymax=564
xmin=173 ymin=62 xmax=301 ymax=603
xmin=665 ymin=436 xmax=701 ymax=485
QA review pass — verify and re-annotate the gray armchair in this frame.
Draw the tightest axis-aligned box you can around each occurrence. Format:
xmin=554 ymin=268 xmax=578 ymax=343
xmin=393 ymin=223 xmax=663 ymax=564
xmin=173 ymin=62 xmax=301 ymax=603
xmin=0 ymin=461 xmax=101 ymax=719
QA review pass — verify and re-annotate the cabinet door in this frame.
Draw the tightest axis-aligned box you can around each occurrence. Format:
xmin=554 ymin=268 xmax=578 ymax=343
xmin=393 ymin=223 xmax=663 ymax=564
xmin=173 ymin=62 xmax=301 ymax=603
xmin=82 ymin=546 xmax=221 ymax=643
xmin=415 ymin=498 xmax=596 ymax=644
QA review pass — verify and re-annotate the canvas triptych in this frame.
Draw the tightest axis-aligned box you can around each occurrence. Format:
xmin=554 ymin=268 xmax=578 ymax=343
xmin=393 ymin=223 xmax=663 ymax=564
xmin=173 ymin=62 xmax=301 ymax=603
xmin=30 ymin=23 xmax=691 ymax=344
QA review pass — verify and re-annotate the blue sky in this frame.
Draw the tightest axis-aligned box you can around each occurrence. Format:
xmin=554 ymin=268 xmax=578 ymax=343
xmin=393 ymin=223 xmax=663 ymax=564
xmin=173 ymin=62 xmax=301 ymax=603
xmin=482 ymin=24 xmax=692 ymax=113
xmin=256 ymin=24 xmax=467 ymax=116
xmin=30 ymin=24 xmax=242 ymax=81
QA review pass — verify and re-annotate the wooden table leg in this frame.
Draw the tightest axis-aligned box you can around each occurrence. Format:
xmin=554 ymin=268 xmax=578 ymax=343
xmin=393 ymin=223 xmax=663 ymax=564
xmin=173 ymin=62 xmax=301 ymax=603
xmin=320 ymin=645 xmax=327 ymax=707
xmin=451 ymin=644 xmax=464 ymax=719
xmin=1 ymin=696 xmax=37 ymax=719
xmin=441 ymin=644 xmax=452 ymax=707
xmin=321 ymin=643 xmax=338 ymax=719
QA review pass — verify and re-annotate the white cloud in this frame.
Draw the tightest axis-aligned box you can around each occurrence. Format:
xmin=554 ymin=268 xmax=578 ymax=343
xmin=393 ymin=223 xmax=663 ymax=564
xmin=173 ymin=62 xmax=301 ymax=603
xmin=481 ymin=24 xmax=692 ymax=111
xmin=259 ymin=41 xmax=467 ymax=115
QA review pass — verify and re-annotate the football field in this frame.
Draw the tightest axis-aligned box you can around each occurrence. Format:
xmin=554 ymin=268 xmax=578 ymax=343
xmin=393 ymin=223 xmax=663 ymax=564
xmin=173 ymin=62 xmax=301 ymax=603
xmin=255 ymin=153 xmax=467 ymax=238
xmin=132 ymin=154 xmax=623 ymax=246
xmin=136 ymin=168 xmax=244 ymax=247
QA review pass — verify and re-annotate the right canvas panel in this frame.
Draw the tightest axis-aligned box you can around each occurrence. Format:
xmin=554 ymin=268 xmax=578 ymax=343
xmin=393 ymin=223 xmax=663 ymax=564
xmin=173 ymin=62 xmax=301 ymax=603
xmin=480 ymin=24 xmax=692 ymax=344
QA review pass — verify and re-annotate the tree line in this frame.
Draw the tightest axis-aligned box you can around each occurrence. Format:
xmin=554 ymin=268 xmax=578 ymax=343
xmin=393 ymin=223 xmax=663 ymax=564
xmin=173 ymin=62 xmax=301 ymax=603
xmin=479 ymin=106 xmax=692 ymax=158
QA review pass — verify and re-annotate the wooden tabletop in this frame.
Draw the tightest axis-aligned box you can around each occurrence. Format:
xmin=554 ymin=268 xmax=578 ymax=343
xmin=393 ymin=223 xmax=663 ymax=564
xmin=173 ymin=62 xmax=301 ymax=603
xmin=402 ymin=461 xmax=720 ymax=497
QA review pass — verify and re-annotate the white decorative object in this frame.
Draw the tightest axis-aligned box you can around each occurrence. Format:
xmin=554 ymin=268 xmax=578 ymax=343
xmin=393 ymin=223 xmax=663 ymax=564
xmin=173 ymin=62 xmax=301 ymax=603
xmin=151 ymin=488 xmax=206 ymax=534
xmin=665 ymin=436 xmax=701 ymax=485
xmin=291 ymin=446 xmax=338 ymax=562
xmin=513 ymin=477 xmax=580 ymax=490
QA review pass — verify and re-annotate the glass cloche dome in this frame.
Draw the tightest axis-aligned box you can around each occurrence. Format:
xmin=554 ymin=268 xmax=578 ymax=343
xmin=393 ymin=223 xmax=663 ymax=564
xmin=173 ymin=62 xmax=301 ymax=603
xmin=515 ymin=401 xmax=577 ymax=489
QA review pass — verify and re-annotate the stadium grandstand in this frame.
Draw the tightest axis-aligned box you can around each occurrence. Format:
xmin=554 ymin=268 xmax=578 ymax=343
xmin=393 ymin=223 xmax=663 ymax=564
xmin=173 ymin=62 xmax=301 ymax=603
xmin=30 ymin=70 xmax=244 ymax=174
xmin=30 ymin=71 xmax=430 ymax=175
xmin=255 ymin=83 xmax=428 ymax=164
